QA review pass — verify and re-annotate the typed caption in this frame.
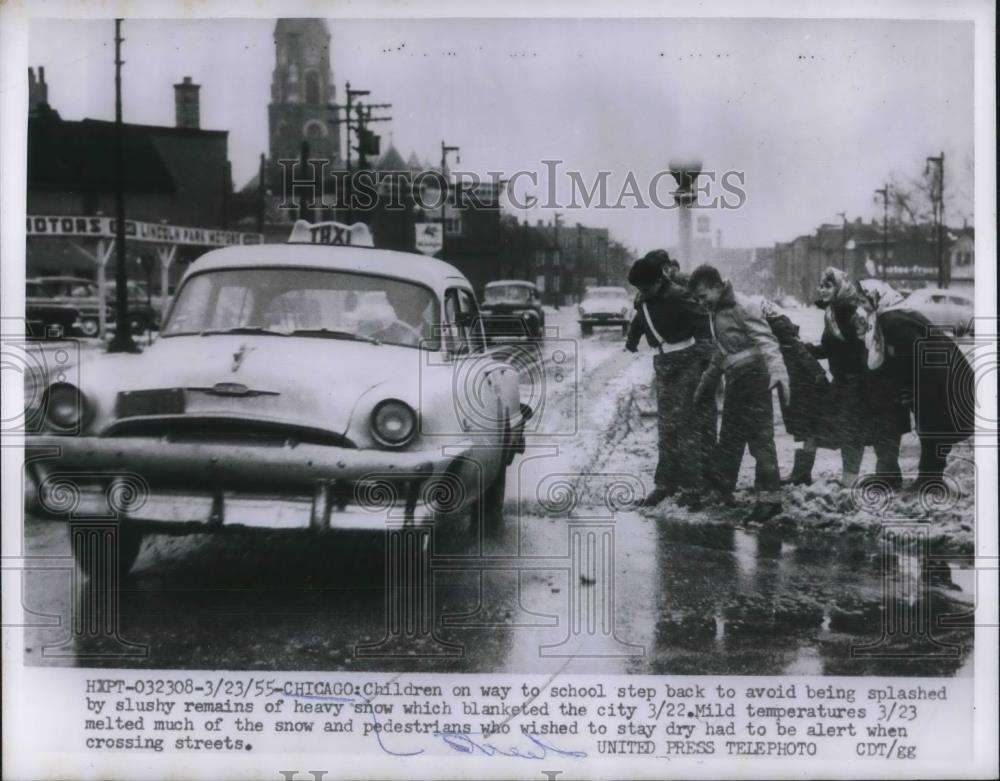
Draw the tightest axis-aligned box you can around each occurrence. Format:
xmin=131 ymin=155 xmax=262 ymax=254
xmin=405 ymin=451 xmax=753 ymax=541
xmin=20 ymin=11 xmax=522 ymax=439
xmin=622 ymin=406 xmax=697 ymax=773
xmin=74 ymin=673 xmax=970 ymax=763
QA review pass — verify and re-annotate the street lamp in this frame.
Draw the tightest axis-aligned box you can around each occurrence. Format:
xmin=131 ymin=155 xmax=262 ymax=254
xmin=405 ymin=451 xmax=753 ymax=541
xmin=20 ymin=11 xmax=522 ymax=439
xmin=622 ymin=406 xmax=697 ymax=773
xmin=926 ymin=152 xmax=945 ymax=287
xmin=874 ymin=185 xmax=890 ymax=280
xmin=440 ymin=141 xmax=460 ymax=257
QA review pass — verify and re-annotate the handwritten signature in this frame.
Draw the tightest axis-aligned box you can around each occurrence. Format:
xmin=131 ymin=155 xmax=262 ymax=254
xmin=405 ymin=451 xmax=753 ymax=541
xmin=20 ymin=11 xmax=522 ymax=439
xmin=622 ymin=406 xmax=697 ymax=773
xmin=293 ymin=693 xmax=586 ymax=760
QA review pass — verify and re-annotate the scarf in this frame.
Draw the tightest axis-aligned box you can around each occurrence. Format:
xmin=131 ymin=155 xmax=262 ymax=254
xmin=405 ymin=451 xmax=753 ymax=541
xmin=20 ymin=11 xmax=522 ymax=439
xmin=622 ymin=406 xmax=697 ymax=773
xmin=819 ymin=267 xmax=885 ymax=370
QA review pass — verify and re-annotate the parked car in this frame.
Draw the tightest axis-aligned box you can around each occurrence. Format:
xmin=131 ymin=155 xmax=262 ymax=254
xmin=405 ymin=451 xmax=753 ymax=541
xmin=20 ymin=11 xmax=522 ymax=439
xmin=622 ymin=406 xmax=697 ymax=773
xmin=25 ymin=280 xmax=80 ymax=337
xmin=891 ymin=287 xmax=974 ymax=335
xmin=30 ymin=276 xmax=158 ymax=337
xmin=478 ymin=280 xmax=545 ymax=342
xmin=26 ymin=220 xmax=531 ymax=577
xmin=578 ymin=286 xmax=633 ymax=335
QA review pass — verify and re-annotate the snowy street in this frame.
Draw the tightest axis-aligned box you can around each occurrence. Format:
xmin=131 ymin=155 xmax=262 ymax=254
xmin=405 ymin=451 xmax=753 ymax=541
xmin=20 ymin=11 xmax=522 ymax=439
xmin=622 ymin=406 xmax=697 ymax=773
xmin=21 ymin=304 xmax=974 ymax=675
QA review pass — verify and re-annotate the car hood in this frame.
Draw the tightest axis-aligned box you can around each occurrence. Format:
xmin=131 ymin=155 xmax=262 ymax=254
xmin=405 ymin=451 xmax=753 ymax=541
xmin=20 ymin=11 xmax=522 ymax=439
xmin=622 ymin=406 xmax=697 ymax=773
xmin=94 ymin=334 xmax=419 ymax=436
xmin=581 ymin=299 xmax=629 ymax=310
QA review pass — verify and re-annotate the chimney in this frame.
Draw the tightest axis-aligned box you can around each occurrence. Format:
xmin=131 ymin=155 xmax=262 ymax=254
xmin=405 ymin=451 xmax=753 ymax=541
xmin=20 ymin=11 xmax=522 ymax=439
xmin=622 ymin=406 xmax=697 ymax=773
xmin=28 ymin=66 xmax=49 ymax=116
xmin=173 ymin=76 xmax=200 ymax=129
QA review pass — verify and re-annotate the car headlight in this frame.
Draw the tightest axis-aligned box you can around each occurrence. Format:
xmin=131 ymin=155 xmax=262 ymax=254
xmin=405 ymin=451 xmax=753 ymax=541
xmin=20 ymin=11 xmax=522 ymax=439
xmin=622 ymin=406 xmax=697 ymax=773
xmin=44 ymin=382 xmax=86 ymax=432
xmin=371 ymin=399 xmax=418 ymax=448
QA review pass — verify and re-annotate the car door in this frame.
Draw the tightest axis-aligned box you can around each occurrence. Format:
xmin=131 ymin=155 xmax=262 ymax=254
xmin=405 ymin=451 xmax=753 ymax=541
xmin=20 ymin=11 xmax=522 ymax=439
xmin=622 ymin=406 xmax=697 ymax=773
xmin=444 ymin=287 xmax=517 ymax=478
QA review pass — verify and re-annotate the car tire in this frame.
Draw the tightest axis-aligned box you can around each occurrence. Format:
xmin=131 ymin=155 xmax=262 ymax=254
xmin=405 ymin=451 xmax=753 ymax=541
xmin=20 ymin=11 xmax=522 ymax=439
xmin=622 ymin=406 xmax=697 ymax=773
xmin=78 ymin=317 xmax=99 ymax=338
xmin=71 ymin=523 xmax=143 ymax=579
xmin=470 ymin=415 xmax=510 ymax=532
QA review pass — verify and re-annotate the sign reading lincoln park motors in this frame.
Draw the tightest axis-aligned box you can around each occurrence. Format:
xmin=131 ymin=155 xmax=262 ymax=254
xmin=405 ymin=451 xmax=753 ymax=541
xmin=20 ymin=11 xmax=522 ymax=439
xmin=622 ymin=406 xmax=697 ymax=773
xmin=415 ymin=222 xmax=443 ymax=255
xmin=26 ymin=215 xmax=263 ymax=247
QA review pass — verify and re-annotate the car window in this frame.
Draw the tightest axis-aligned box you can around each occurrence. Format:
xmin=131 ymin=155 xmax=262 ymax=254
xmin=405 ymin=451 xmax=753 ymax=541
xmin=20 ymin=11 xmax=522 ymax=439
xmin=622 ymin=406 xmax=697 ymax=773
xmin=949 ymin=296 xmax=971 ymax=306
xmin=484 ymin=284 xmax=531 ymax=304
xmin=456 ymin=288 xmax=485 ymax=353
xmin=928 ymin=294 xmax=948 ymax=304
xmin=163 ymin=268 xmax=440 ymax=349
xmin=69 ymin=283 xmax=95 ymax=298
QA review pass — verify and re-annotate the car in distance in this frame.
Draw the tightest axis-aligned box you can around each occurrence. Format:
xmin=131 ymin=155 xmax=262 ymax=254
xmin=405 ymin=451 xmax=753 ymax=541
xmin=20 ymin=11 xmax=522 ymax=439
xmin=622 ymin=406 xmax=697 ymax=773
xmin=890 ymin=287 xmax=974 ymax=335
xmin=30 ymin=276 xmax=158 ymax=337
xmin=478 ymin=280 xmax=545 ymax=343
xmin=25 ymin=279 xmax=80 ymax=337
xmin=578 ymin=286 xmax=633 ymax=335
xmin=26 ymin=220 xmax=531 ymax=577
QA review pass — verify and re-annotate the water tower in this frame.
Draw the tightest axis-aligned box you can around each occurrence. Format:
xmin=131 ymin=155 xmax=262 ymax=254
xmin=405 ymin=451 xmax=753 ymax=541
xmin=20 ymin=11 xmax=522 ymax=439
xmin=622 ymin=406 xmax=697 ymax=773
xmin=668 ymin=160 xmax=702 ymax=270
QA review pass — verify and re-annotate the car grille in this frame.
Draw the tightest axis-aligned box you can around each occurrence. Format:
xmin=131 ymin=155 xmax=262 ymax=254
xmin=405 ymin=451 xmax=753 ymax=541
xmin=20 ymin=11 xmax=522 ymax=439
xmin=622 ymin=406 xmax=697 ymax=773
xmin=482 ymin=315 xmax=532 ymax=337
xmin=102 ymin=417 xmax=356 ymax=448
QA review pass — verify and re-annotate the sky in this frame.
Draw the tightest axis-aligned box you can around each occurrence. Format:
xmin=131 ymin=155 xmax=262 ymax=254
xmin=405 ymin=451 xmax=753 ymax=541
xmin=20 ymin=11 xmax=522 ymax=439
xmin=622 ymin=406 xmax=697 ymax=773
xmin=26 ymin=16 xmax=974 ymax=253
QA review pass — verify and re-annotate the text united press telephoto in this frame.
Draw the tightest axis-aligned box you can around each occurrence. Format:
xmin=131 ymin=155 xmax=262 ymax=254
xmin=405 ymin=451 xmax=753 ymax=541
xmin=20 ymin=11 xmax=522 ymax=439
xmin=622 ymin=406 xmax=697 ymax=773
xmin=1 ymin=2 xmax=996 ymax=780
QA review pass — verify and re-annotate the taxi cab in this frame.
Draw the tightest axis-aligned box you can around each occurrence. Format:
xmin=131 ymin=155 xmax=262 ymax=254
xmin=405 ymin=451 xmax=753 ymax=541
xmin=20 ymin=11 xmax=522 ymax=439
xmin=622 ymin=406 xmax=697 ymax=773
xmin=26 ymin=221 xmax=529 ymax=576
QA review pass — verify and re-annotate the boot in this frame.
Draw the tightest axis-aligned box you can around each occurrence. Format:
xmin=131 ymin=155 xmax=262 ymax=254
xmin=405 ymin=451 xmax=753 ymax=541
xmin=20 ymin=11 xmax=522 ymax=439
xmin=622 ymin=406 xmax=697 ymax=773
xmin=743 ymin=502 xmax=783 ymax=525
xmin=783 ymin=448 xmax=815 ymax=486
xmin=636 ymin=486 xmax=673 ymax=508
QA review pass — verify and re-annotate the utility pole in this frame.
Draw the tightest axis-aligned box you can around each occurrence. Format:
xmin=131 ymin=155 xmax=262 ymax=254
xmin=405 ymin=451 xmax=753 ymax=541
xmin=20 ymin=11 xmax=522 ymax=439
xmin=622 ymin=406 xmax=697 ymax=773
xmin=108 ymin=18 xmax=137 ymax=353
xmin=332 ymin=84 xmax=391 ymax=224
xmin=926 ymin=152 xmax=946 ymax=287
xmin=440 ymin=141 xmax=460 ymax=259
xmin=602 ymin=236 xmax=609 ymax=284
xmin=835 ymin=211 xmax=847 ymax=271
xmin=552 ymin=212 xmax=562 ymax=309
xmin=874 ymin=185 xmax=890 ymax=280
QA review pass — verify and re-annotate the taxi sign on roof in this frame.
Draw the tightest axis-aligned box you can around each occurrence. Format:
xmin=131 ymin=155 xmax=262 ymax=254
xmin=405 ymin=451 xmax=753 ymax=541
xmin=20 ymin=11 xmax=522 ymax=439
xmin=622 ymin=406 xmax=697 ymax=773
xmin=287 ymin=219 xmax=375 ymax=248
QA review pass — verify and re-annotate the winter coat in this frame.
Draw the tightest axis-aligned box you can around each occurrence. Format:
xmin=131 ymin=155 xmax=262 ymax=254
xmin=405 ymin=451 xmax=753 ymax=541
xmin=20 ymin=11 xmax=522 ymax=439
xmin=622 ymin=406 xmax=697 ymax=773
xmin=625 ymin=281 xmax=711 ymax=352
xmin=810 ymin=301 xmax=910 ymax=447
xmin=697 ymin=283 xmax=789 ymax=398
xmin=766 ymin=311 xmax=831 ymax=443
xmin=876 ymin=308 xmax=975 ymax=445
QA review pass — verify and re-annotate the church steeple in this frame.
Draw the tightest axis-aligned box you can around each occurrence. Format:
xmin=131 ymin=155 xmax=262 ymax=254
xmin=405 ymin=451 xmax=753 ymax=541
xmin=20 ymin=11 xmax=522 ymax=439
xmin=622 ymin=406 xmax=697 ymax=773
xmin=268 ymin=18 xmax=341 ymax=166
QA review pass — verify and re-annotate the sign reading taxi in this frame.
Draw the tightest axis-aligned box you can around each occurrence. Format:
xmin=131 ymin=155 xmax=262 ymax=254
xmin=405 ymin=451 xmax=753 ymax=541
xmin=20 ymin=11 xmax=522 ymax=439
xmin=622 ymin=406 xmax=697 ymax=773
xmin=414 ymin=222 xmax=443 ymax=256
xmin=287 ymin=219 xmax=375 ymax=248
xmin=26 ymin=215 xmax=262 ymax=247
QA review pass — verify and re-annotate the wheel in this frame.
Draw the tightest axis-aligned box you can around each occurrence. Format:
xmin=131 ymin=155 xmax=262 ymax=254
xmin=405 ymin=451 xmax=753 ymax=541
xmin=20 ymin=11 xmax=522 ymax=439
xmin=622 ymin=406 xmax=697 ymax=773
xmin=78 ymin=317 xmax=99 ymax=338
xmin=72 ymin=524 xmax=144 ymax=579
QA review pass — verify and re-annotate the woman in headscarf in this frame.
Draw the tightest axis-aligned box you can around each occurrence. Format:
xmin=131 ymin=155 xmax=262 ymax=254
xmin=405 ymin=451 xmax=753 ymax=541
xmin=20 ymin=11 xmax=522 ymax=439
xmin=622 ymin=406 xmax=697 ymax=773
xmin=859 ymin=279 xmax=974 ymax=489
xmin=808 ymin=268 xmax=910 ymax=487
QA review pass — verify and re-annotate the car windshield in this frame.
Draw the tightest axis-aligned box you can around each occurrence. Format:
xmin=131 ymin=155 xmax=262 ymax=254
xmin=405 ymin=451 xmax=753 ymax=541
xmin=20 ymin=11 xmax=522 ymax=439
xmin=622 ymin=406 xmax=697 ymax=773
xmin=484 ymin=285 xmax=532 ymax=303
xmin=162 ymin=267 xmax=440 ymax=349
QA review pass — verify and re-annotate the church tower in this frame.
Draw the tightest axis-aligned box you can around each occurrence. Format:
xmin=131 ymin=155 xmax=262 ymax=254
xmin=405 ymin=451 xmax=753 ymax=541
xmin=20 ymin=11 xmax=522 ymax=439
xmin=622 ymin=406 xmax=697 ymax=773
xmin=268 ymin=19 xmax=341 ymax=167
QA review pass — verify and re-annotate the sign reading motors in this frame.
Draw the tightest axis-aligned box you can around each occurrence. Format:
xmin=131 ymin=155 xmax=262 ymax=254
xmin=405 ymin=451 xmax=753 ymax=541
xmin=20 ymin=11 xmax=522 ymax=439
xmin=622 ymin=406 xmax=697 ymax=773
xmin=26 ymin=215 xmax=263 ymax=247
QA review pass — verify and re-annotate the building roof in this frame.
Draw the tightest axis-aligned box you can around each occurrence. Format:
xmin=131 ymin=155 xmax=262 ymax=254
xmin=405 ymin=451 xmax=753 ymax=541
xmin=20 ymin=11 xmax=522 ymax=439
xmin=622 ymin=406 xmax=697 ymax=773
xmin=28 ymin=115 xmax=227 ymax=193
xmin=374 ymin=144 xmax=407 ymax=171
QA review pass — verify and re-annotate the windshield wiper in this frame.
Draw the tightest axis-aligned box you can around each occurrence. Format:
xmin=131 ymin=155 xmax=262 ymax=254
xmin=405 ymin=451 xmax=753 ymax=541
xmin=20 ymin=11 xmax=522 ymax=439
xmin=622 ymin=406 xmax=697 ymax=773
xmin=199 ymin=326 xmax=290 ymax=337
xmin=288 ymin=328 xmax=381 ymax=345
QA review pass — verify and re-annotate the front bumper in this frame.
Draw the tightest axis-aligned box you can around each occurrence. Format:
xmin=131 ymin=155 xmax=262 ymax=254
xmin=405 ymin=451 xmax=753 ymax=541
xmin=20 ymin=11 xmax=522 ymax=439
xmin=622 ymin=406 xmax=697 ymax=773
xmin=579 ymin=314 xmax=628 ymax=325
xmin=26 ymin=435 xmax=483 ymax=532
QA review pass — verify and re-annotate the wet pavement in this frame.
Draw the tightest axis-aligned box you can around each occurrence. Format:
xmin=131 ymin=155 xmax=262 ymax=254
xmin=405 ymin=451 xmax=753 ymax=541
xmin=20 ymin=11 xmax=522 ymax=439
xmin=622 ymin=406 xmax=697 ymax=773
xmin=19 ymin=309 xmax=975 ymax=675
